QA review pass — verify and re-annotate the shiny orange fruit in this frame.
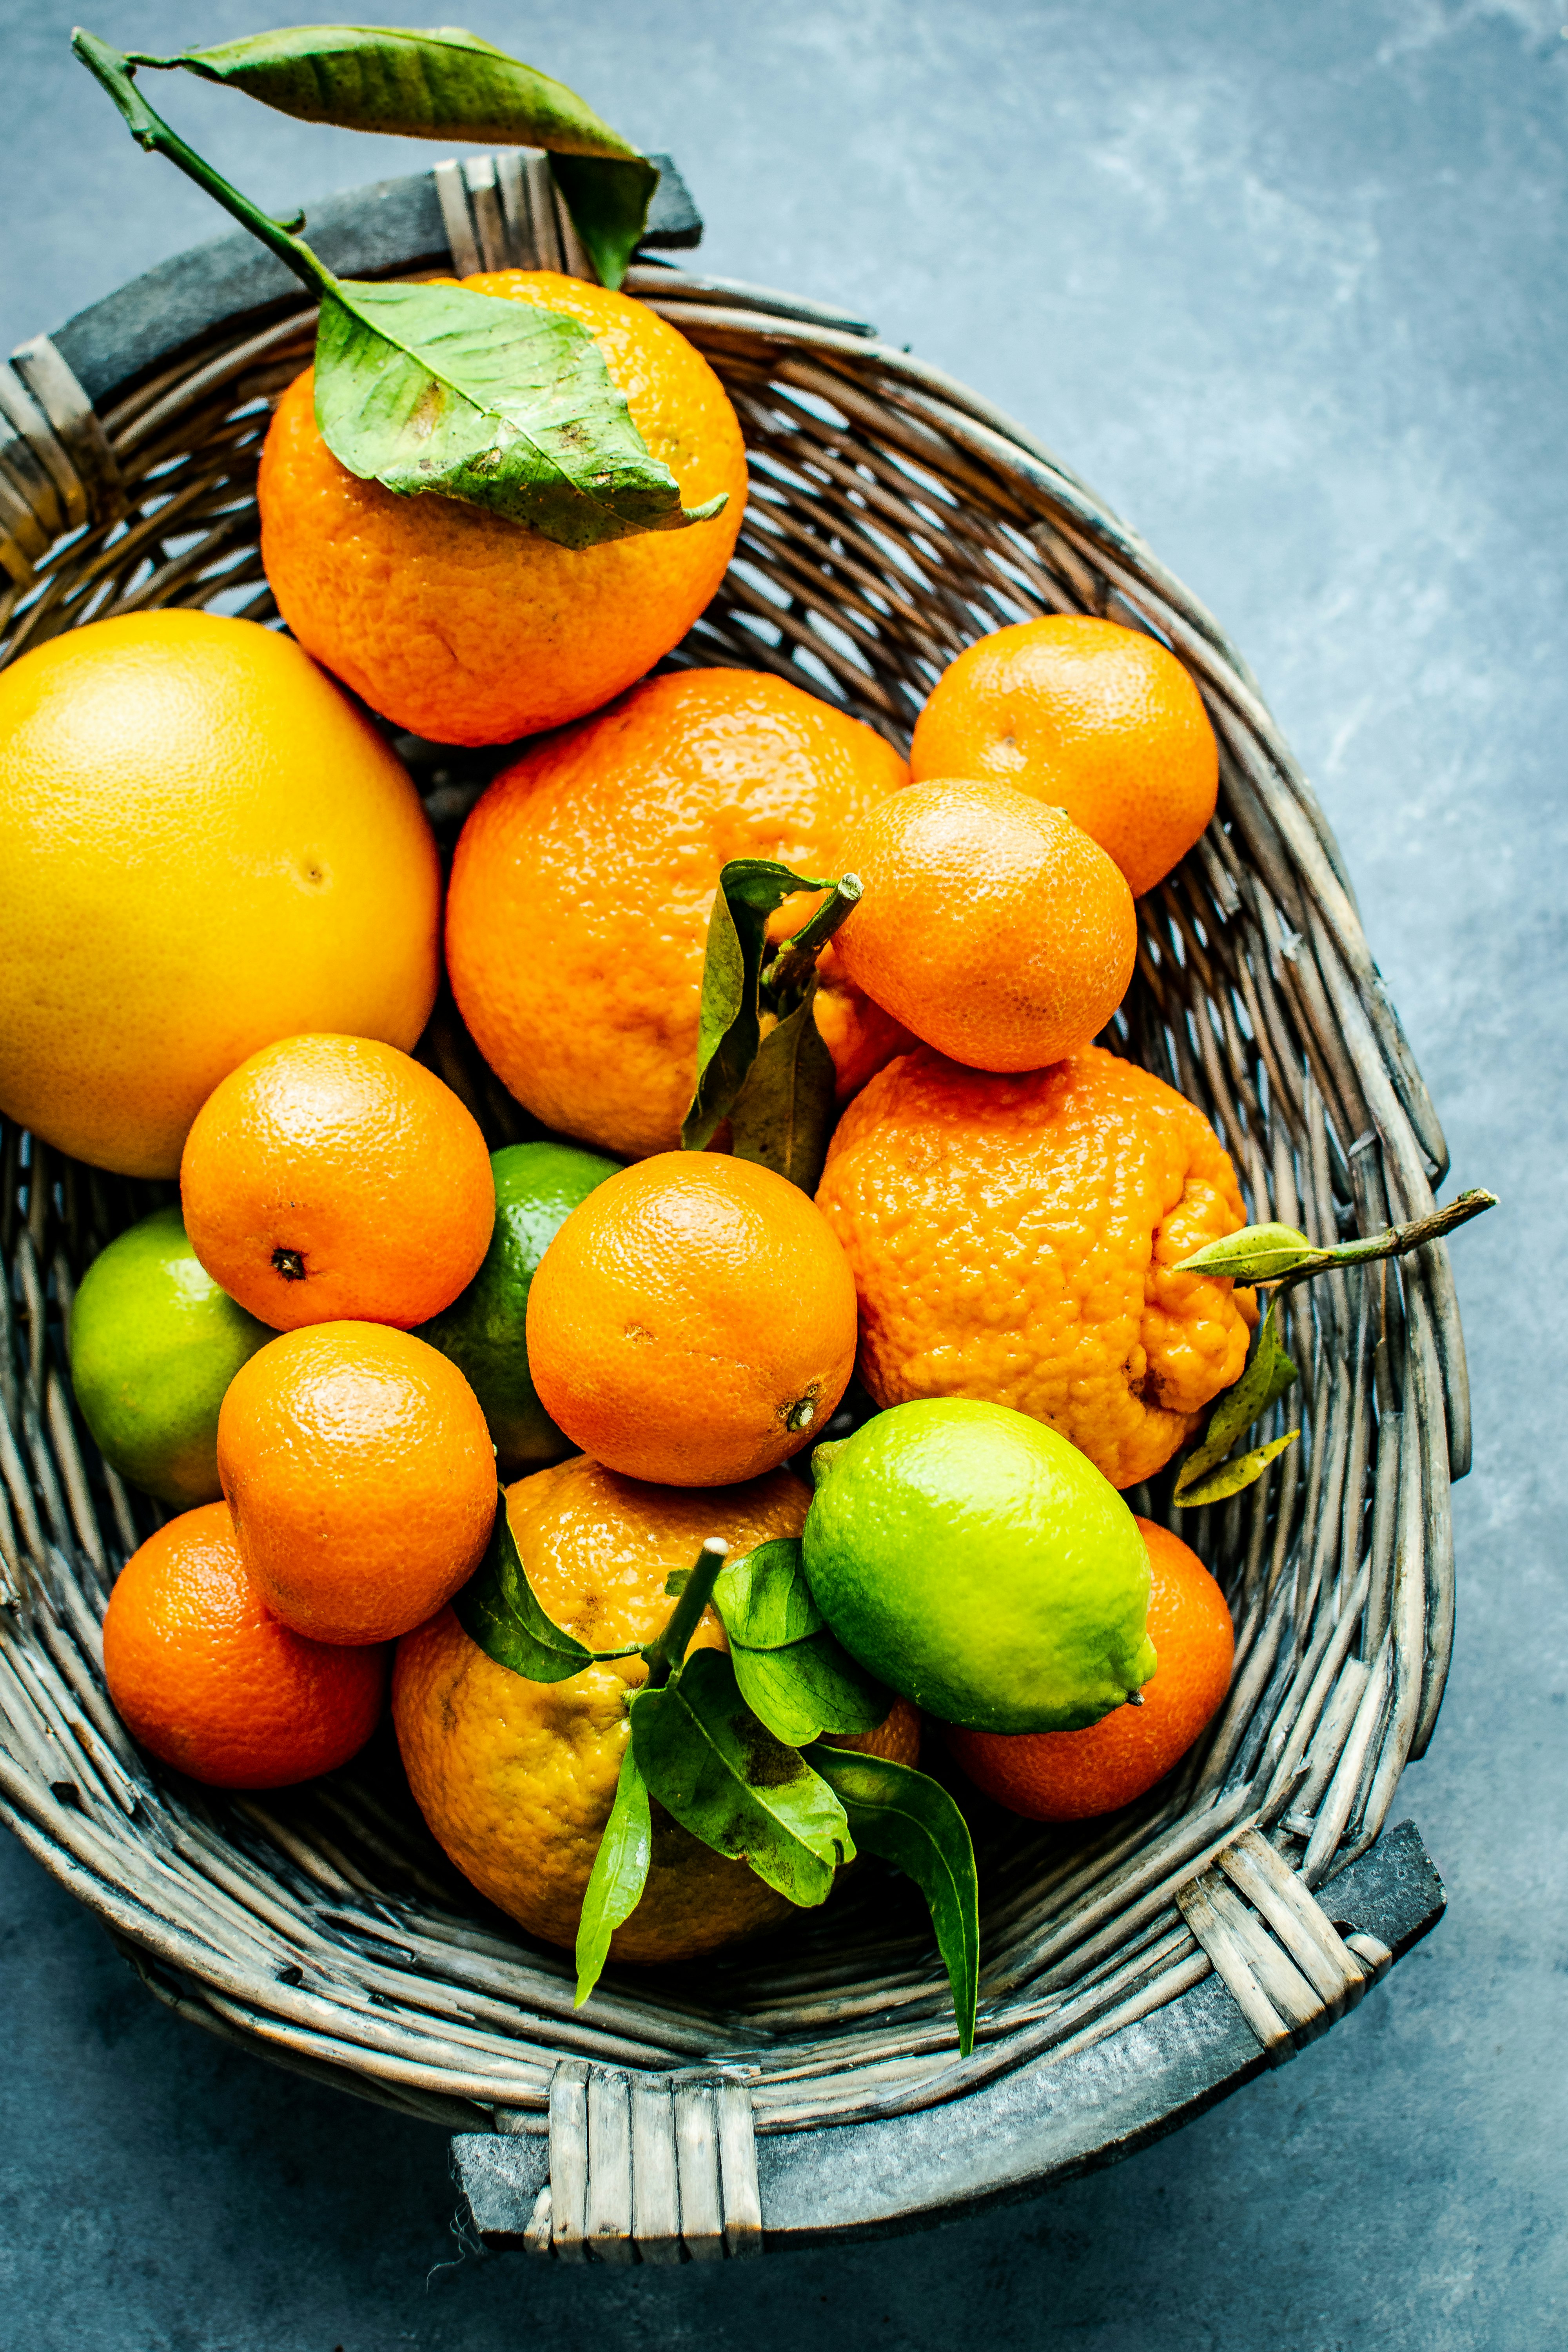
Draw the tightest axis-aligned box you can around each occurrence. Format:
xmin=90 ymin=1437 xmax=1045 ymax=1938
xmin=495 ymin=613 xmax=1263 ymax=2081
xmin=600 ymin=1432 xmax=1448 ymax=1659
xmin=216 ymin=1322 xmax=496 ymax=1644
xmin=831 ymin=775 xmax=1136 ymax=1071
xmin=816 ymin=1045 xmax=1257 ymax=1490
xmin=945 ymin=1519 xmax=1234 ymax=1818
xmin=910 ymin=617 xmax=1219 ymax=900
xmin=445 ymin=666 xmax=913 ymax=1159
xmin=181 ymin=1033 xmax=495 ymax=1331
xmin=102 ymin=1501 xmax=387 ymax=1789
xmin=258 ymin=271 xmax=747 ymax=746
xmin=526 ymin=1152 xmax=858 ymax=1486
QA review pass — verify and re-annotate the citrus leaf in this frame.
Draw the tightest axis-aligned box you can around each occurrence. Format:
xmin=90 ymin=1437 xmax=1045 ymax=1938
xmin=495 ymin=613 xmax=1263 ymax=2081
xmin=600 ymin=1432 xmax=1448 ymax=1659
xmin=547 ymin=151 xmax=661 ymax=292
xmin=313 ymin=278 xmax=725 ymax=548
xmin=682 ymin=860 xmax=837 ymax=1155
xmin=452 ymin=1488 xmax=634 ymax=1682
xmin=1172 ymin=1221 xmax=1320 ymax=1283
xmin=1173 ymin=1428 xmax=1300 ymax=1508
xmin=1174 ymin=1298 xmax=1299 ymax=1498
xmin=630 ymin=1649 xmax=853 ymax=1907
xmin=731 ymin=1633 xmax=891 ymax=1747
xmin=574 ymin=1742 xmax=652 ymax=2007
xmin=712 ymin=1538 xmax=822 ymax=1649
xmin=807 ymin=1745 xmax=980 ymax=2057
xmin=728 ymin=982 xmax=839 ymax=1194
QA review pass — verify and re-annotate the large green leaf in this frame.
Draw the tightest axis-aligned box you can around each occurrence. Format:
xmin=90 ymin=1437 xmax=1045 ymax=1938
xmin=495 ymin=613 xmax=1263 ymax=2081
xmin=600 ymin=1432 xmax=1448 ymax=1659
xmin=574 ymin=1742 xmax=652 ymax=2007
xmin=1174 ymin=1298 xmax=1299 ymax=1500
xmin=728 ymin=983 xmax=840 ymax=1194
xmin=730 ymin=1634 xmax=891 ymax=1748
xmin=712 ymin=1538 xmax=823 ymax=1649
xmin=313 ymin=278 xmax=725 ymax=547
xmin=452 ymin=1488 xmax=634 ymax=1682
xmin=808 ymin=1745 xmax=980 ymax=2057
xmin=682 ymin=860 xmax=837 ymax=1157
xmin=630 ymin=1650 xmax=852 ymax=1907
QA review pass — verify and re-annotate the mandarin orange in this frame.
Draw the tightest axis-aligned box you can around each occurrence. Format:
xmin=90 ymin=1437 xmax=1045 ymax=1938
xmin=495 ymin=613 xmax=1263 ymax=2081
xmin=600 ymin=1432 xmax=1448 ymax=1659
xmin=445 ymin=666 xmax=912 ymax=1158
xmin=816 ymin=1045 xmax=1258 ymax=1489
xmin=831 ymin=775 xmax=1136 ymax=1071
xmin=945 ymin=1519 xmax=1234 ymax=1819
xmin=910 ymin=616 xmax=1218 ymax=898
xmin=526 ymin=1152 xmax=858 ymax=1486
xmin=181 ymin=1033 xmax=494 ymax=1331
xmin=102 ymin=1502 xmax=387 ymax=1789
xmin=217 ymin=1322 xmax=496 ymax=1644
xmin=258 ymin=272 xmax=747 ymax=746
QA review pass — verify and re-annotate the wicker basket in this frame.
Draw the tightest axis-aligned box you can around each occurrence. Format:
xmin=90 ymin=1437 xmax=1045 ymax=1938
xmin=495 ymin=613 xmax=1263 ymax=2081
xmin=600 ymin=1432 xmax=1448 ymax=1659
xmin=0 ymin=154 xmax=1457 ymax=2258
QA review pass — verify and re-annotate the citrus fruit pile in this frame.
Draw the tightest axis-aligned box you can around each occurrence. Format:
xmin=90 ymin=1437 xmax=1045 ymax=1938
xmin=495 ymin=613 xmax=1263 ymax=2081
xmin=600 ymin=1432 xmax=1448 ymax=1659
xmin=0 ymin=242 xmax=1267 ymax=2035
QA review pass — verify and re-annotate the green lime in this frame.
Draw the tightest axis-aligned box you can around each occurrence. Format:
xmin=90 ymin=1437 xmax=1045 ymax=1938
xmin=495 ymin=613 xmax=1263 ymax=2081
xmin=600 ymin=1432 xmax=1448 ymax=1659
xmin=802 ymin=1398 xmax=1156 ymax=1734
xmin=69 ymin=1206 xmax=272 ymax=1508
xmin=418 ymin=1140 xmax=620 ymax=1475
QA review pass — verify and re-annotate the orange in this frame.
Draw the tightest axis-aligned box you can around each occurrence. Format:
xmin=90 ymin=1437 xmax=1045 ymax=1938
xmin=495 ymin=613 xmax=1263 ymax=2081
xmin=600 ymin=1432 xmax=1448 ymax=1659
xmin=393 ymin=1454 xmax=918 ymax=1963
xmin=945 ymin=1519 xmax=1234 ymax=1818
xmin=910 ymin=616 xmax=1219 ymax=898
xmin=258 ymin=271 xmax=748 ymax=746
xmin=102 ymin=1501 xmax=386 ymax=1789
xmin=816 ymin=1045 xmax=1258 ymax=1490
xmin=181 ymin=1034 xmax=495 ymax=1331
xmin=526 ymin=1152 xmax=858 ymax=1487
xmin=831 ymin=776 xmax=1136 ymax=1072
xmin=0 ymin=610 xmax=440 ymax=1179
xmin=216 ymin=1322 xmax=496 ymax=1644
xmin=445 ymin=666 xmax=912 ymax=1158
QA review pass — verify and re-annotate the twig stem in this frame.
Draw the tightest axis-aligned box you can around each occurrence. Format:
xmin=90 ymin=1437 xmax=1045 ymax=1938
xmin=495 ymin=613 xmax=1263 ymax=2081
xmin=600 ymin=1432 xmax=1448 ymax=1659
xmin=640 ymin=1539 xmax=729 ymax=1688
xmin=761 ymin=874 xmax=863 ymax=1003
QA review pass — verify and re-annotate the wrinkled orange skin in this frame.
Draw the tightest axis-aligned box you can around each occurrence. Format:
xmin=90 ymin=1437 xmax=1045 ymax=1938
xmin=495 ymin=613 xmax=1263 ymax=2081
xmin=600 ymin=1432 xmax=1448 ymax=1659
xmin=445 ymin=667 xmax=913 ymax=1158
xmin=258 ymin=272 xmax=748 ymax=746
xmin=910 ymin=616 xmax=1219 ymax=900
xmin=946 ymin=1519 xmax=1234 ymax=1819
xmin=103 ymin=1502 xmax=387 ymax=1789
xmin=394 ymin=1454 xmax=920 ymax=1964
xmin=526 ymin=1153 xmax=858 ymax=1488
xmin=817 ymin=1046 xmax=1258 ymax=1490
xmin=832 ymin=776 xmax=1136 ymax=1072
xmin=181 ymin=1033 xmax=495 ymax=1332
xmin=217 ymin=1323 xmax=496 ymax=1644
xmin=0 ymin=610 xmax=440 ymax=1179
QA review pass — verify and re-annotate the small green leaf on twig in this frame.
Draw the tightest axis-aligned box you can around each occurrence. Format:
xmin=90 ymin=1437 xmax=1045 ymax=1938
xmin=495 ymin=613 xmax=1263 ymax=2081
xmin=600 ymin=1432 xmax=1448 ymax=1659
xmin=1174 ymin=1299 xmax=1298 ymax=1499
xmin=728 ymin=985 xmax=840 ymax=1194
xmin=712 ymin=1539 xmax=823 ymax=1648
xmin=574 ymin=1742 xmax=652 ymax=2006
xmin=808 ymin=1745 xmax=980 ymax=2057
xmin=1174 ymin=1187 xmax=1498 ymax=1288
xmin=631 ymin=1649 xmax=853 ymax=1906
xmin=730 ymin=1634 xmax=891 ymax=1747
xmin=452 ymin=1489 xmax=636 ymax=1681
xmin=1173 ymin=1428 xmax=1299 ymax=1508
xmin=1173 ymin=1221 xmax=1318 ymax=1284
xmin=681 ymin=860 xmax=842 ymax=1169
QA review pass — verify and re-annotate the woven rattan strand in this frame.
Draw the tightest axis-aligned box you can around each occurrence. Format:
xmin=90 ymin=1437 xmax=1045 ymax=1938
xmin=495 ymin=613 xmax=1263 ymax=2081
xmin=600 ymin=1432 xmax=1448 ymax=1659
xmin=0 ymin=169 xmax=1465 ymax=2164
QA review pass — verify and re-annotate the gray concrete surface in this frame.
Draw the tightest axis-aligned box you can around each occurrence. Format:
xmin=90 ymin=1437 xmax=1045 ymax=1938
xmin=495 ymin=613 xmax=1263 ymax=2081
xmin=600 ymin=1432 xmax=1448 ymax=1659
xmin=1 ymin=3 xmax=1564 ymax=2345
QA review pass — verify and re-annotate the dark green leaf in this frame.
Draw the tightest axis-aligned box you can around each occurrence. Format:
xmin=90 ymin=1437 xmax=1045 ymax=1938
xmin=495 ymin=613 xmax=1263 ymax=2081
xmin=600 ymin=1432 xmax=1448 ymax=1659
xmin=728 ymin=982 xmax=840 ymax=1193
xmin=452 ymin=1488 xmax=630 ymax=1682
xmin=808 ymin=1746 xmax=980 ymax=2057
xmin=313 ymin=278 xmax=725 ymax=548
xmin=574 ymin=1742 xmax=652 ymax=2006
xmin=1173 ymin=1428 xmax=1299 ymax=1508
xmin=731 ymin=1632 xmax=891 ymax=1746
xmin=1174 ymin=1298 xmax=1299 ymax=1498
xmin=681 ymin=860 xmax=836 ymax=1155
xmin=630 ymin=1649 xmax=852 ymax=1906
xmin=1173 ymin=1221 xmax=1320 ymax=1283
xmin=548 ymin=152 xmax=660 ymax=292
xmin=712 ymin=1538 xmax=822 ymax=1649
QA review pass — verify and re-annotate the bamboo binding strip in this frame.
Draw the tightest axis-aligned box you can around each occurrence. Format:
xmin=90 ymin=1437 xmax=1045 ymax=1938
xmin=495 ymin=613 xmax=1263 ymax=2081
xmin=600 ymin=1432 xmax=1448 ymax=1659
xmin=0 ymin=160 xmax=1466 ymax=2179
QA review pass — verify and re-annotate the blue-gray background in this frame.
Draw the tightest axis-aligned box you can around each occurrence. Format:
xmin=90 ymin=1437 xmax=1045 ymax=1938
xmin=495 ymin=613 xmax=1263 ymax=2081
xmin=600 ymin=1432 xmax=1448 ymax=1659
xmin=1 ymin=3 xmax=1563 ymax=2345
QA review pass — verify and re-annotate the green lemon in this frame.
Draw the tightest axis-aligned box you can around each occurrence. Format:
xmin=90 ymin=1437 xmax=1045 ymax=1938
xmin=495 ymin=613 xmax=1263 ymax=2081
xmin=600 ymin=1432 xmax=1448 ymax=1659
xmin=802 ymin=1398 xmax=1157 ymax=1734
xmin=418 ymin=1140 xmax=621 ymax=1475
xmin=69 ymin=1206 xmax=272 ymax=1508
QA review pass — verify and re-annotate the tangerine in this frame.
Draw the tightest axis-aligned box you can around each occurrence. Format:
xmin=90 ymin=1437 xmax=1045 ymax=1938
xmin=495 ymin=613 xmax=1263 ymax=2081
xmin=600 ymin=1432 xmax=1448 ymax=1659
xmin=909 ymin=616 xmax=1218 ymax=899
xmin=445 ymin=666 xmax=912 ymax=1159
xmin=216 ymin=1322 xmax=496 ymax=1644
xmin=258 ymin=272 xmax=748 ymax=746
xmin=831 ymin=775 xmax=1136 ymax=1072
xmin=0 ymin=611 xmax=440 ymax=1178
xmin=526 ymin=1152 xmax=858 ymax=1487
xmin=944 ymin=1519 xmax=1234 ymax=1818
xmin=102 ymin=1502 xmax=386 ymax=1789
xmin=816 ymin=1045 xmax=1258 ymax=1490
xmin=181 ymin=1033 xmax=495 ymax=1331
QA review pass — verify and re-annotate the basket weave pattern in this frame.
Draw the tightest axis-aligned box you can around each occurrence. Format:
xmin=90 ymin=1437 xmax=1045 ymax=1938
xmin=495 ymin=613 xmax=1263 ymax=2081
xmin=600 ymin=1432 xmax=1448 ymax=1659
xmin=0 ymin=161 xmax=1465 ymax=2224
